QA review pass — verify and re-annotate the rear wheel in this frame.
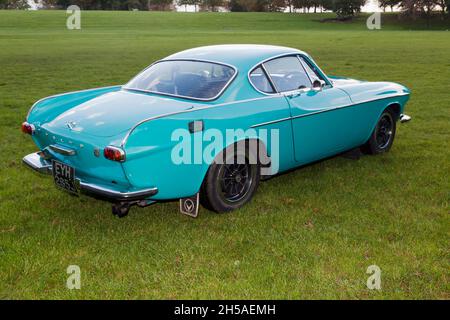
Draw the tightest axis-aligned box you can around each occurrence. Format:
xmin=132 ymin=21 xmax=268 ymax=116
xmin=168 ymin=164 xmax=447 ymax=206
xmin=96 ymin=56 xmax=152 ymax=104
xmin=362 ymin=109 xmax=396 ymax=155
xmin=201 ymin=146 xmax=260 ymax=213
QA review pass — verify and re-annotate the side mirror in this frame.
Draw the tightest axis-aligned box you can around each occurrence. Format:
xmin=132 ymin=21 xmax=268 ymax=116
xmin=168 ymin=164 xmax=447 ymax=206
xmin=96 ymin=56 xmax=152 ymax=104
xmin=312 ymin=79 xmax=325 ymax=92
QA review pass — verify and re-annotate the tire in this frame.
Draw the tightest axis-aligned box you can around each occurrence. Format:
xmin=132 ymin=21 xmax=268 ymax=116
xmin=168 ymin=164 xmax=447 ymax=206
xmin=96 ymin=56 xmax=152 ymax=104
xmin=362 ymin=109 xmax=397 ymax=155
xmin=201 ymin=144 xmax=260 ymax=213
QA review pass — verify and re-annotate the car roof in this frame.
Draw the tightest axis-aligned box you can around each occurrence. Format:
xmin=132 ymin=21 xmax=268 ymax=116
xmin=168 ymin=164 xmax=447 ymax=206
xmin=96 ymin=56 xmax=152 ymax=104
xmin=162 ymin=44 xmax=305 ymax=71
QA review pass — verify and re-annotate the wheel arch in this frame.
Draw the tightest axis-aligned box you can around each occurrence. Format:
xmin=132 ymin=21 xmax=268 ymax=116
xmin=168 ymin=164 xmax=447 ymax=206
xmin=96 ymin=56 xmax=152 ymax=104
xmin=200 ymin=136 xmax=269 ymax=186
xmin=385 ymin=102 xmax=402 ymax=121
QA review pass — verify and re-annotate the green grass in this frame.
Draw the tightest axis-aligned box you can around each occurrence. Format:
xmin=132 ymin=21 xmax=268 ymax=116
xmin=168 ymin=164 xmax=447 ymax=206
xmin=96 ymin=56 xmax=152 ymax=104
xmin=0 ymin=10 xmax=449 ymax=299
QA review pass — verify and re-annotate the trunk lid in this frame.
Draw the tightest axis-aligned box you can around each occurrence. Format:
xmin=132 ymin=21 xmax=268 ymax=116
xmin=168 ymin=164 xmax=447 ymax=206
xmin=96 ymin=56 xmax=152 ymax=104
xmin=46 ymin=90 xmax=196 ymax=137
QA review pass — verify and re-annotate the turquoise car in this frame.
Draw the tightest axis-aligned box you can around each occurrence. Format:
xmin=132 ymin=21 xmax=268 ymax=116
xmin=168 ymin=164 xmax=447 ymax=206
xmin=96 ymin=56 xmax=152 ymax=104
xmin=22 ymin=45 xmax=411 ymax=217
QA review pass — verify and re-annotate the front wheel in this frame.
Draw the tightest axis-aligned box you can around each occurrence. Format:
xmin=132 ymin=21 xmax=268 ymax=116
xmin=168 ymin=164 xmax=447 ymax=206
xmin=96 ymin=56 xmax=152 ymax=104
xmin=362 ymin=109 xmax=397 ymax=155
xmin=201 ymin=146 xmax=260 ymax=213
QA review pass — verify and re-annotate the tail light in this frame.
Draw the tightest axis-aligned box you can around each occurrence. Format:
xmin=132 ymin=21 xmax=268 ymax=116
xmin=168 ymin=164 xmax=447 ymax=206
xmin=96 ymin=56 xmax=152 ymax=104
xmin=104 ymin=146 xmax=126 ymax=162
xmin=21 ymin=122 xmax=35 ymax=135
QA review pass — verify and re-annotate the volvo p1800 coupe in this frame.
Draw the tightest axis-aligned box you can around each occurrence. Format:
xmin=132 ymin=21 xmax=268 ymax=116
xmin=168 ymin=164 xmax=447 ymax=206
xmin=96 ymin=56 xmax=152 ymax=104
xmin=22 ymin=45 xmax=411 ymax=217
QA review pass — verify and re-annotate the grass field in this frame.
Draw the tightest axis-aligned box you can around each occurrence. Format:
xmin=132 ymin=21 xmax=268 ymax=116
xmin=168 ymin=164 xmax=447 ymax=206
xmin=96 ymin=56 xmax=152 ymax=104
xmin=0 ymin=10 xmax=449 ymax=299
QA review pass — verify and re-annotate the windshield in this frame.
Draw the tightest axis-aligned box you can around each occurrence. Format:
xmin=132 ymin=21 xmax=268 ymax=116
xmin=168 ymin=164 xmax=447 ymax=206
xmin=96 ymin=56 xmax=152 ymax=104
xmin=125 ymin=60 xmax=236 ymax=100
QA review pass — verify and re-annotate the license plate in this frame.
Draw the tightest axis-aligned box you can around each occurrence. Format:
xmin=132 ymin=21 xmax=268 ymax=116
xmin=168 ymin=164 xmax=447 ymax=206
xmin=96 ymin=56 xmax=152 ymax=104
xmin=52 ymin=160 xmax=78 ymax=194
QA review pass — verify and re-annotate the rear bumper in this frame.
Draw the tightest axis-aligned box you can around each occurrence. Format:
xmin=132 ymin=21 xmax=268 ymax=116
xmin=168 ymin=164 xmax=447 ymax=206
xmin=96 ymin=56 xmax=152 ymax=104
xmin=22 ymin=152 xmax=158 ymax=202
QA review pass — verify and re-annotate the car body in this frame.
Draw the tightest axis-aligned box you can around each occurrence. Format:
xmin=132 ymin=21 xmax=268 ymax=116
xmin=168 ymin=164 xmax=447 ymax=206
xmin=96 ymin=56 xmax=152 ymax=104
xmin=22 ymin=45 xmax=411 ymax=215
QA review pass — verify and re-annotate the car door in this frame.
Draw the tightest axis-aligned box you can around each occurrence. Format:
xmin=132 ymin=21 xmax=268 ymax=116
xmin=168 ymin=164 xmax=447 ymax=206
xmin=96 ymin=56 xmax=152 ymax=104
xmin=263 ymin=55 xmax=353 ymax=165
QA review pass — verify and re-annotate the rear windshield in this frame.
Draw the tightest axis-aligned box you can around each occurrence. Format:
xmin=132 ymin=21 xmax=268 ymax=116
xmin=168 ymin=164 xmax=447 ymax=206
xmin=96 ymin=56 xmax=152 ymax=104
xmin=125 ymin=60 xmax=236 ymax=100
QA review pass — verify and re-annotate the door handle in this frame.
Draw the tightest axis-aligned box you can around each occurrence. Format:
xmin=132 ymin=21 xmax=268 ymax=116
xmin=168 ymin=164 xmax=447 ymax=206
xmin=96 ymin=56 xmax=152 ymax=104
xmin=285 ymin=89 xmax=309 ymax=99
xmin=286 ymin=92 xmax=301 ymax=99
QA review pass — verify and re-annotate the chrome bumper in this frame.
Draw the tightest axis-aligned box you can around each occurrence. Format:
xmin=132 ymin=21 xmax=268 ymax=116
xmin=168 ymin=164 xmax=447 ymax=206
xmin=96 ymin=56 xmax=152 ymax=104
xmin=399 ymin=114 xmax=411 ymax=123
xmin=22 ymin=152 xmax=158 ymax=202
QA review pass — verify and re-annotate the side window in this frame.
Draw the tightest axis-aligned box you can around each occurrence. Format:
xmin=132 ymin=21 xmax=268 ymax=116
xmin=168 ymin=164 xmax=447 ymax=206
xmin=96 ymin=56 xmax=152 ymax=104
xmin=299 ymin=57 xmax=323 ymax=83
xmin=249 ymin=67 xmax=275 ymax=94
xmin=263 ymin=56 xmax=311 ymax=92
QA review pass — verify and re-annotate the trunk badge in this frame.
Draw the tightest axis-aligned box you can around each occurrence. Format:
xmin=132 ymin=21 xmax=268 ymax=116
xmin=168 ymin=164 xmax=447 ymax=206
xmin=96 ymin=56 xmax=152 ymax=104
xmin=66 ymin=121 xmax=77 ymax=130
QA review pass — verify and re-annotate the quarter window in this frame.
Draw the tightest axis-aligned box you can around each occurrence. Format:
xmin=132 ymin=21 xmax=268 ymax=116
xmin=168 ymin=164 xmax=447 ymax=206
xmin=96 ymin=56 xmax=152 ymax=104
xmin=263 ymin=56 xmax=311 ymax=92
xmin=249 ymin=67 xmax=275 ymax=94
xmin=300 ymin=57 xmax=323 ymax=83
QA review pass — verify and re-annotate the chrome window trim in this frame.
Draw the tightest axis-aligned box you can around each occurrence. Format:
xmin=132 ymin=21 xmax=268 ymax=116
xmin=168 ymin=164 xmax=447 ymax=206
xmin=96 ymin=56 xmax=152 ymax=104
xmin=247 ymin=51 xmax=332 ymax=96
xmin=297 ymin=55 xmax=315 ymax=86
xmin=260 ymin=64 xmax=278 ymax=93
xmin=123 ymin=58 xmax=238 ymax=102
xmin=303 ymin=55 xmax=332 ymax=86
xmin=26 ymin=85 xmax=121 ymax=121
xmin=247 ymin=52 xmax=300 ymax=96
xmin=248 ymin=65 xmax=277 ymax=95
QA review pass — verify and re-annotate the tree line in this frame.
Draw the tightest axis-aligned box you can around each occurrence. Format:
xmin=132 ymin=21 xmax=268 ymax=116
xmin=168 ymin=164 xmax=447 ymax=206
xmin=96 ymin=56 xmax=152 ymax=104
xmin=1 ymin=0 xmax=449 ymax=19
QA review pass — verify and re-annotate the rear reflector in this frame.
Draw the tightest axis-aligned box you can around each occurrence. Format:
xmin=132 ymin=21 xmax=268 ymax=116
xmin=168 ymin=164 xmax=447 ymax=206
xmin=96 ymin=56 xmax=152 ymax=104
xmin=21 ymin=122 xmax=35 ymax=135
xmin=104 ymin=146 xmax=126 ymax=162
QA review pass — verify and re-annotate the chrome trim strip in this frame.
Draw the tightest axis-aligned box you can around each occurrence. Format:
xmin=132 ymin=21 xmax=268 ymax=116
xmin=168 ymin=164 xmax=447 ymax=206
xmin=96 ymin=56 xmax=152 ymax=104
xmin=49 ymin=144 xmax=76 ymax=156
xmin=400 ymin=114 xmax=411 ymax=123
xmin=250 ymin=93 xmax=410 ymax=127
xmin=23 ymin=152 xmax=158 ymax=201
xmin=26 ymin=85 xmax=121 ymax=121
xmin=79 ymin=182 xmax=158 ymax=201
xmin=123 ymin=58 xmax=238 ymax=102
xmin=294 ymin=93 xmax=410 ymax=120
xmin=22 ymin=152 xmax=52 ymax=174
xmin=120 ymin=95 xmax=282 ymax=147
xmin=251 ymin=117 xmax=292 ymax=128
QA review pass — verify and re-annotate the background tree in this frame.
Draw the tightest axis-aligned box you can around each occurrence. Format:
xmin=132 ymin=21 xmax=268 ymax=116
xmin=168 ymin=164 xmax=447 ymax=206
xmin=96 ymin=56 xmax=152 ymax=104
xmin=0 ymin=0 xmax=30 ymax=8
xmin=177 ymin=0 xmax=202 ymax=11
xmin=268 ymin=0 xmax=286 ymax=11
xmin=227 ymin=0 xmax=246 ymax=11
xmin=322 ymin=0 xmax=367 ymax=18
xmin=434 ymin=0 xmax=448 ymax=14
xmin=379 ymin=0 xmax=401 ymax=12
xmin=310 ymin=0 xmax=322 ymax=12
xmin=178 ymin=0 xmax=190 ymax=11
xmin=227 ymin=0 xmax=278 ymax=11
xmin=293 ymin=0 xmax=312 ymax=13
xmin=201 ymin=0 xmax=224 ymax=11
xmin=148 ymin=0 xmax=174 ymax=11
